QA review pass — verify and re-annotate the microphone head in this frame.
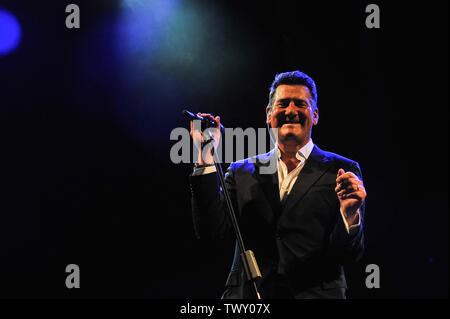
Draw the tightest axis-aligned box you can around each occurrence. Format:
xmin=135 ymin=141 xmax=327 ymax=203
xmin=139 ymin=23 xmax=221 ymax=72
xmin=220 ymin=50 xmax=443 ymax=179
xmin=182 ymin=109 xmax=193 ymax=117
xmin=182 ymin=109 xmax=201 ymax=121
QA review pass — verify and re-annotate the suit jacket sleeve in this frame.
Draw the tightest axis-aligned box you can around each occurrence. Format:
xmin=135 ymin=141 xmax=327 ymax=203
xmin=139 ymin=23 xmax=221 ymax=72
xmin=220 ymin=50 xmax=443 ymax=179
xmin=189 ymin=163 xmax=237 ymax=240
xmin=329 ymin=161 xmax=365 ymax=263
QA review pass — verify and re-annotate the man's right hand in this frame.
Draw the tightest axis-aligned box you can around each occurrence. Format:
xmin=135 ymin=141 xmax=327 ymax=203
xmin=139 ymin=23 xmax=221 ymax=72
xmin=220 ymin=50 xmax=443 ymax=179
xmin=190 ymin=113 xmax=221 ymax=165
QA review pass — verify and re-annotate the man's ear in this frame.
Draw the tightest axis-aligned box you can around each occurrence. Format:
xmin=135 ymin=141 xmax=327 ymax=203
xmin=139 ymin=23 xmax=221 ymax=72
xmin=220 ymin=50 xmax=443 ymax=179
xmin=266 ymin=105 xmax=272 ymax=124
xmin=313 ymin=107 xmax=319 ymax=126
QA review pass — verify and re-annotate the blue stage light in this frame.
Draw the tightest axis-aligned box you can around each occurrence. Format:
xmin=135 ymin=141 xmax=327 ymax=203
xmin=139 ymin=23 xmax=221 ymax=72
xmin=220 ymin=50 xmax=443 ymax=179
xmin=0 ymin=9 xmax=22 ymax=56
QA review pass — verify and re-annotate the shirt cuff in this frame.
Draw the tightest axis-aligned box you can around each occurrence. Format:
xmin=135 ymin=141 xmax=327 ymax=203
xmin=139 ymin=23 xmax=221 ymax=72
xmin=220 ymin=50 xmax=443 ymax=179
xmin=340 ymin=208 xmax=361 ymax=236
xmin=192 ymin=165 xmax=217 ymax=176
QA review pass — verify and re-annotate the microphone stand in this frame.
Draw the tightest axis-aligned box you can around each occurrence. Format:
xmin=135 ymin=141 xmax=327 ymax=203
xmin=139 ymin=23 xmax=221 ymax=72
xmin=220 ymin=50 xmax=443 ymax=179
xmin=204 ymin=131 xmax=262 ymax=300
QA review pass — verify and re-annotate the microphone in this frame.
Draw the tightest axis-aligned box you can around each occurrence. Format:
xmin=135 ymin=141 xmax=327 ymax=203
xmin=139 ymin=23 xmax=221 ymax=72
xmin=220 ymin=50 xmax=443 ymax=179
xmin=182 ymin=109 xmax=225 ymax=131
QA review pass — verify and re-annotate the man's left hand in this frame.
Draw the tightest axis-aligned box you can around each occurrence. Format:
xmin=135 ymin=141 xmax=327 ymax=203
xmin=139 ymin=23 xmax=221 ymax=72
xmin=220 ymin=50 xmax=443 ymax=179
xmin=335 ymin=169 xmax=367 ymax=224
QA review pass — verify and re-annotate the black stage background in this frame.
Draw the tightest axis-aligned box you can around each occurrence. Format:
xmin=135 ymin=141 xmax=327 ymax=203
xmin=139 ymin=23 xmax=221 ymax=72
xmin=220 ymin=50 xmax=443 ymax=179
xmin=0 ymin=0 xmax=448 ymax=298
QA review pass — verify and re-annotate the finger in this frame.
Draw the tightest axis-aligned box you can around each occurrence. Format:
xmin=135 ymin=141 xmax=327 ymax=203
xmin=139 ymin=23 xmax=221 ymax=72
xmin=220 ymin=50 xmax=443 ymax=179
xmin=215 ymin=116 xmax=221 ymax=129
xmin=343 ymin=184 xmax=361 ymax=192
xmin=191 ymin=117 xmax=204 ymax=133
xmin=336 ymin=171 xmax=357 ymax=182
xmin=335 ymin=182 xmax=348 ymax=192
xmin=198 ymin=113 xmax=221 ymax=133
xmin=336 ymin=182 xmax=360 ymax=193
xmin=190 ymin=121 xmax=203 ymax=138
xmin=199 ymin=113 xmax=215 ymax=121
xmin=340 ymin=190 xmax=366 ymax=200
xmin=337 ymin=182 xmax=366 ymax=195
xmin=336 ymin=180 xmax=361 ymax=194
xmin=190 ymin=121 xmax=198 ymax=137
xmin=340 ymin=184 xmax=366 ymax=196
xmin=337 ymin=169 xmax=345 ymax=178
xmin=337 ymin=177 xmax=363 ymax=188
xmin=336 ymin=171 xmax=358 ymax=184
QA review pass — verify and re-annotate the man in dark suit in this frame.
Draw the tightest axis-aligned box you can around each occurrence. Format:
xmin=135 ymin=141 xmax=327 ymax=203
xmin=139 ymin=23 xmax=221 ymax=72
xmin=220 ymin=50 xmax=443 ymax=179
xmin=189 ymin=70 xmax=367 ymax=299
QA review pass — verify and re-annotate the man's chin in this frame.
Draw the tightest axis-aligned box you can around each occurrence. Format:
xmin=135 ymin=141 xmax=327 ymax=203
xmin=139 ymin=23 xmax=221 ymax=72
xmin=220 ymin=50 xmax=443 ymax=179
xmin=277 ymin=126 xmax=309 ymax=142
xmin=279 ymin=132 xmax=304 ymax=143
xmin=280 ymin=127 xmax=300 ymax=136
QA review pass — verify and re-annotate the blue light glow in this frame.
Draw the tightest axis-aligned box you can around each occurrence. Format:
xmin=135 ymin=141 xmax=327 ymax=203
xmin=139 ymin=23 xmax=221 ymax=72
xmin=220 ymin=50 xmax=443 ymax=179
xmin=114 ymin=0 xmax=245 ymax=96
xmin=0 ymin=9 xmax=22 ymax=56
xmin=110 ymin=0 xmax=247 ymax=144
xmin=117 ymin=0 xmax=195 ymax=67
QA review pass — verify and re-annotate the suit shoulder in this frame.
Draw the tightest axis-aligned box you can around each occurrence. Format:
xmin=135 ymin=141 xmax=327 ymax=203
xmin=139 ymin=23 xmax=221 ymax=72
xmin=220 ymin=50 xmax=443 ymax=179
xmin=230 ymin=156 xmax=256 ymax=173
xmin=317 ymin=147 xmax=364 ymax=180
xmin=229 ymin=151 xmax=273 ymax=174
xmin=318 ymin=148 xmax=359 ymax=168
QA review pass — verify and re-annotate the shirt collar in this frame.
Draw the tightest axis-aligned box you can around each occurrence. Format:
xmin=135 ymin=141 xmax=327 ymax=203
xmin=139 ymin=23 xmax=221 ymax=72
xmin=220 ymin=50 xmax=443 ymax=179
xmin=276 ymin=138 xmax=315 ymax=162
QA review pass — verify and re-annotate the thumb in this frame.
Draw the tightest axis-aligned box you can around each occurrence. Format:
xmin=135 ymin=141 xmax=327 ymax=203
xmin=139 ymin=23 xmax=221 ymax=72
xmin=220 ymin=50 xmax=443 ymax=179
xmin=337 ymin=168 xmax=345 ymax=177
xmin=215 ymin=116 xmax=221 ymax=129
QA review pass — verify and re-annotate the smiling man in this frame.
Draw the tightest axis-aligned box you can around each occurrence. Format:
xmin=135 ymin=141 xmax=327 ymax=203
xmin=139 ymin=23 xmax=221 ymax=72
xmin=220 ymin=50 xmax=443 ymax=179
xmin=189 ymin=70 xmax=367 ymax=299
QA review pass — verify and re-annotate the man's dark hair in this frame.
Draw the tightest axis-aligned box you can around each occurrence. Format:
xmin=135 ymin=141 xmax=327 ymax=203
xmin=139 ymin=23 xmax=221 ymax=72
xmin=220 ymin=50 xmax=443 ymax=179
xmin=268 ymin=70 xmax=318 ymax=110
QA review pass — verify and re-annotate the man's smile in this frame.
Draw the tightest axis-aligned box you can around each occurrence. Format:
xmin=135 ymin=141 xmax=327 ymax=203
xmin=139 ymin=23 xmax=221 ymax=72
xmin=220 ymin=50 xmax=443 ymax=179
xmin=278 ymin=115 xmax=306 ymax=127
xmin=281 ymin=122 xmax=300 ymax=127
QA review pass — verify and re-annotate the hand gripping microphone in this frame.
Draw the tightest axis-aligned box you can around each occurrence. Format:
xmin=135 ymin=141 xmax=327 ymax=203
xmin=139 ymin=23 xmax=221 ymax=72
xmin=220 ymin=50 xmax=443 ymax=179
xmin=182 ymin=109 xmax=225 ymax=132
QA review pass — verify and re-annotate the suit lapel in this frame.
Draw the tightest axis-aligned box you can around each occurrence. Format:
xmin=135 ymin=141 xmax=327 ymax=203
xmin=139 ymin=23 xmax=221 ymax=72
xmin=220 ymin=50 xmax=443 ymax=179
xmin=281 ymin=145 xmax=331 ymax=215
xmin=253 ymin=150 xmax=282 ymax=218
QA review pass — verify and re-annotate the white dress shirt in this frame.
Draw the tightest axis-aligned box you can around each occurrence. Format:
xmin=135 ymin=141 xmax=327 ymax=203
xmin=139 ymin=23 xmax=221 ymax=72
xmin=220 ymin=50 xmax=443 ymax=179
xmin=276 ymin=139 xmax=315 ymax=204
xmin=193 ymin=139 xmax=360 ymax=235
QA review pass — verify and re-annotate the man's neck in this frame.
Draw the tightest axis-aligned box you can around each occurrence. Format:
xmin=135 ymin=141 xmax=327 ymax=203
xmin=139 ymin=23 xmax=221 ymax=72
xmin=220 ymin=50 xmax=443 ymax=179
xmin=278 ymin=138 xmax=310 ymax=161
xmin=278 ymin=138 xmax=311 ymax=173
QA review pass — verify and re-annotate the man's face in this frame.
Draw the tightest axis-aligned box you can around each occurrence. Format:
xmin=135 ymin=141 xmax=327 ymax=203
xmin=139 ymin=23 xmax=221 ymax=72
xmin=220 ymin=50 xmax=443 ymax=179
xmin=266 ymin=84 xmax=318 ymax=146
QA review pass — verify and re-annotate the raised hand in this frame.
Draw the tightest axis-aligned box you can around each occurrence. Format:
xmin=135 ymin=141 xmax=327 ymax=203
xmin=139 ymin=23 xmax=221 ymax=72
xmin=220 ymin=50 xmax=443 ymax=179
xmin=190 ymin=113 xmax=221 ymax=165
xmin=335 ymin=168 xmax=366 ymax=224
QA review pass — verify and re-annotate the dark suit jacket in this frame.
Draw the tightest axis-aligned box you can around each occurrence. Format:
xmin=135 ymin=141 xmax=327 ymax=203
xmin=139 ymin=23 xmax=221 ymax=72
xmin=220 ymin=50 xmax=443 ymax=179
xmin=189 ymin=145 xmax=365 ymax=299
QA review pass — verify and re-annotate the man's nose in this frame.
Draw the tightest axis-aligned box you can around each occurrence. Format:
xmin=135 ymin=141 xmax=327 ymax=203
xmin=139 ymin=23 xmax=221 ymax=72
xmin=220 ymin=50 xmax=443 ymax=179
xmin=285 ymin=102 xmax=297 ymax=115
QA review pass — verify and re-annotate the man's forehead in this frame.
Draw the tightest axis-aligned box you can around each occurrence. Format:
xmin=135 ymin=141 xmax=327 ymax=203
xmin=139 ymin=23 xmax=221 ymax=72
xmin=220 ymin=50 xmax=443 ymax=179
xmin=275 ymin=84 xmax=311 ymax=99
